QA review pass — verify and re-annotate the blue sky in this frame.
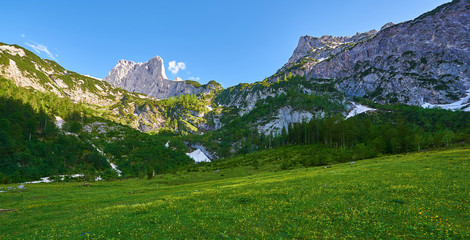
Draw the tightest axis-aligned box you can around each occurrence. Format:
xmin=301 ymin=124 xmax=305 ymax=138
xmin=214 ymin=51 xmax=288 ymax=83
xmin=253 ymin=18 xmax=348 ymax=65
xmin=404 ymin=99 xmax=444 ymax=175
xmin=1 ymin=0 xmax=449 ymax=88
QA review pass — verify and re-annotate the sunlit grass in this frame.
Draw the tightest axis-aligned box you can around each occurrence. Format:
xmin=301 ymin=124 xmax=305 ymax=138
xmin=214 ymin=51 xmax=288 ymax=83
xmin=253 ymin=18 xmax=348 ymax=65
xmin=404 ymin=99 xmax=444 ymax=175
xmin=1 ymin=148 xmax=469 ymax=239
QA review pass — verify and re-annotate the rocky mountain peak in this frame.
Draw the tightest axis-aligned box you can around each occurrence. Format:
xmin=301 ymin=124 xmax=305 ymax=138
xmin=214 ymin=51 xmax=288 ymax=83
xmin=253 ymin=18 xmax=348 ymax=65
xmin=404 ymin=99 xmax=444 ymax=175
xmin=104 ymin=56 xmax=216 ymax=99
xmin=287 ymin=30 xmax=378 ymax=64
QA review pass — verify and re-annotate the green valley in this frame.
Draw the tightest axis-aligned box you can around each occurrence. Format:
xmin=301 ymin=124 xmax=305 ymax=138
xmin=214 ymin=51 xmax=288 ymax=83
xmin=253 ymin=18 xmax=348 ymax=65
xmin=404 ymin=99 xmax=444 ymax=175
xmin=0 ymin=147 xmax=469 ymax=239
xmin=1 ymin=1 xmax=470 ymax=239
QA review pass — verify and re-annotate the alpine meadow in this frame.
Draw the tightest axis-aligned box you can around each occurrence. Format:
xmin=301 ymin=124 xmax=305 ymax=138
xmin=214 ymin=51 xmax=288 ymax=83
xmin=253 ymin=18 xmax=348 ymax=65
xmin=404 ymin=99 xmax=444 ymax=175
xmin=0 ymin=0 xmax=469 ymax=239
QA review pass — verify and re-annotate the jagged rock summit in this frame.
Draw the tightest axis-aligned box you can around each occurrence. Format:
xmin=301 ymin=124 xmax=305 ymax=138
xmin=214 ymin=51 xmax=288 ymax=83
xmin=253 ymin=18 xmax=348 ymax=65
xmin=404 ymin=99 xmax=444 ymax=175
xmin=287 ymin=30 xmax=378 ymax=64
xmin=104 ymin=56 xmax=214 ymax=99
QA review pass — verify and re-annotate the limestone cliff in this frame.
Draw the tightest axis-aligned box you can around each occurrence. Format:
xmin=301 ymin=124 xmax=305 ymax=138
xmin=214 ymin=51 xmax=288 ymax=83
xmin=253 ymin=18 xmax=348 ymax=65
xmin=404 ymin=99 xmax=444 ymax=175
xmin=103 ymin=56 xmax=217 ymax=99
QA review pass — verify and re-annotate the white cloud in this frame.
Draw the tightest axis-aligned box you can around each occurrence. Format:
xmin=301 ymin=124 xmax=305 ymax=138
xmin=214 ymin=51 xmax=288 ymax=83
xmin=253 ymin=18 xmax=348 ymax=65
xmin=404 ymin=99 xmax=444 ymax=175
xmin=25 ymin=42 xmax=57 ymax=60
xmin=188 ymin=76 xmax=200 ymax=81
xmin=21 ymin=34 xmax=25 ymax=38
xmin=168 ymin=61 xmax=186 ymax=74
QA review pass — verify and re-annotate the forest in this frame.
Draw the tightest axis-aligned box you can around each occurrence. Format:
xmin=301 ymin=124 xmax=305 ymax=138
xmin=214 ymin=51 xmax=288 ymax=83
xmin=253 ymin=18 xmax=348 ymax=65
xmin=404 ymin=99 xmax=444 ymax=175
xmin=0 ymin=77 xmax=193 ymax=183
xmin=187 ymin=100 xmax=470 ymax=168
xmin=1 ymin=72 xmax=469 ymax=183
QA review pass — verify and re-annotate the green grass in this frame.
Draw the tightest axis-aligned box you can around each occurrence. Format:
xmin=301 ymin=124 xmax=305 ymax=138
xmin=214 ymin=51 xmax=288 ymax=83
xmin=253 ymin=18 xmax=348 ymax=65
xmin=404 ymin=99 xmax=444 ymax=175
xmin=0 ymin=148 xmax=469 ymax=239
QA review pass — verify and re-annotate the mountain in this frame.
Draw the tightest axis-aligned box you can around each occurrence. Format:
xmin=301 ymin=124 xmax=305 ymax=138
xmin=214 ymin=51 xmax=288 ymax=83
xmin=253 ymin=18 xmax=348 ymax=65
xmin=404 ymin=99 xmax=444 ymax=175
xmin=1 ymin=0 xmax=469 ymax=182
xmin=103 ymin=56 xmax=221 ymax=99
xmin=0 ymin=45 xmax=209 ymax=183
xmin=214 ymin=0 xmax=470 ymax=136
xmin=279 ymin=0 xmax=470 ymax=106
xmin=0 ymin=43 xmax=220 ymax=134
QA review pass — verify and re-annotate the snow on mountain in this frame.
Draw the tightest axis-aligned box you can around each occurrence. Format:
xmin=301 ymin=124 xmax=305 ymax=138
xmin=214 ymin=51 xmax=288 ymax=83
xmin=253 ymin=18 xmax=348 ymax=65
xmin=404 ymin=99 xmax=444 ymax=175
xmin=55 ymin=116 xmax=65 ymax=129
xmin=186 ymin=149 xmax=211 ymax=163
xmin=345 ymin=103 xmax=376 ymax=119
xmin=422 ymin=89 xmax=470 ymax=112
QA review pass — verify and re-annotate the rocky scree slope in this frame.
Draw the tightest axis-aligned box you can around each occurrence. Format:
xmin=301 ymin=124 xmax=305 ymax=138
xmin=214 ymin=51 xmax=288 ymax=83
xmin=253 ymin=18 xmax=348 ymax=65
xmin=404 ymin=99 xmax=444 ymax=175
xmin=103 ymin=56 xmax=221 ymax=99
xmin=281 ymin=0 xmax=470 ymax=106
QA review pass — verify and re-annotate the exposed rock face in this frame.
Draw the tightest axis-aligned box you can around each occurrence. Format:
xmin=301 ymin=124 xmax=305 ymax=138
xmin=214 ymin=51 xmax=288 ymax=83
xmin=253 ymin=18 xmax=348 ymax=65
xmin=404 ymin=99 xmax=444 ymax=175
xmin=103 ymin=56 xmax=212 ymax=99
xmin=282 ymin=0 xmax=470 ymax=105
xmin=256 ymin=106 xmax=321 ymax=134
xmin=287 ymin=30 xmax=378 ymax=65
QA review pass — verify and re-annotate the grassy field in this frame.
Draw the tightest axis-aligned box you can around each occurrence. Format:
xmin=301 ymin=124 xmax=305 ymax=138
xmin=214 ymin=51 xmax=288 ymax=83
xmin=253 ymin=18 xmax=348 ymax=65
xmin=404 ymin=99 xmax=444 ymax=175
xmin=0 ymin=147 xmax=469 ymax=239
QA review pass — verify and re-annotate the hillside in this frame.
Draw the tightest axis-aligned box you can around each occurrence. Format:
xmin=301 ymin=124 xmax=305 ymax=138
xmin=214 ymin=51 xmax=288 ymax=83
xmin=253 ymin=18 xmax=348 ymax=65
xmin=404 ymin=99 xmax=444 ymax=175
xmin=201 ymin=0 xmax=470 ymax=156
xmin=0 ymin=0 xmax=470 ymax=184
xmin=0 ymin=76 xmax=197 ymax=183
xmin=0 ymin=42 xmax=220 ymax=134
xmin=0 ymin=148 xmax=468 ymax=239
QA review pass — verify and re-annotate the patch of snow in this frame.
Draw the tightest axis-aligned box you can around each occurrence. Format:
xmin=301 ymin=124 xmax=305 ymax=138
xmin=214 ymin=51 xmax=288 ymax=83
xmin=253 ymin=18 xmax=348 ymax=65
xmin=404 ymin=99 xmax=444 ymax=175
xmin=190 ymin=143 xmax=216 ymax=160
xmin=345 ymin=103 xmax=376 ymax=119
xmin=70 ymin=174 xmax=84 ymax=178
xmin=24 ymin=174 xmax=86 ymax=184
xmin=0 ymin=45 xmax=26 ymax=57
xmin=317 ymin=57 xmax=328 ymax=62
xmin=422 ymin=89 xmax=470 ymax=112
xmin=110 ymin=163 xmax=122 ymax=176
xmin=24 ymin=177 xmax=52 ymax=184
xmin=55 ymin=116 xmax=65 ymax=129
xmin=90 ymin=143 xmax=122 ymax=176
xmin=186 ymin=149 xmax=211 ymax=163
xmin=64 ymin=132 xmax=78 ymax=137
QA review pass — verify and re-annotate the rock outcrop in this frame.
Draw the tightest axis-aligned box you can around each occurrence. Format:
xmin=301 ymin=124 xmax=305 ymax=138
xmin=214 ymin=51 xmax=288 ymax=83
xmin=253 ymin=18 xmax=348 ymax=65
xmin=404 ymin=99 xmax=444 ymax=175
xmin=103 ymin=56 xmax=215 ymax=99
xmin=286 ymin=30 xmax=377 ymax=65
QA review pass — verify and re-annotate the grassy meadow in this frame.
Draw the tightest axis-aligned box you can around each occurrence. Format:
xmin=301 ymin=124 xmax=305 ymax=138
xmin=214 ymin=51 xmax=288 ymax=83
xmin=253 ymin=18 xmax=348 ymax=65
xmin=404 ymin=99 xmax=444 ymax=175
xmin=0 ymin=147 xmax=469 ymax=239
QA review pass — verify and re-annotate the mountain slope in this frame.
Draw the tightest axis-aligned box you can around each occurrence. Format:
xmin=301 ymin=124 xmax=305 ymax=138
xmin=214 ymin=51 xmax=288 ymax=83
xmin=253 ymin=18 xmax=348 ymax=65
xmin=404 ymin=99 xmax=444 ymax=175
xmin=211 ymin=0 xmax=469 ymax=139
xmin=0 ymin=75 xmax=195 ymax=183
xmin=0 ymin=43 xmax=219 ymax=134
xmin=281 ymin=0 xmax=470 ymax=105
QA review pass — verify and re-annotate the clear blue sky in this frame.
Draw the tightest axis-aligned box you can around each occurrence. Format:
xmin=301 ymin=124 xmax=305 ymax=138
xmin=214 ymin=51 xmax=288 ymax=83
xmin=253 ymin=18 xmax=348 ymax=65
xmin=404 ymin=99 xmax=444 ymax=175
xmin=1 ymin=0 xmax=450 ymax=88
